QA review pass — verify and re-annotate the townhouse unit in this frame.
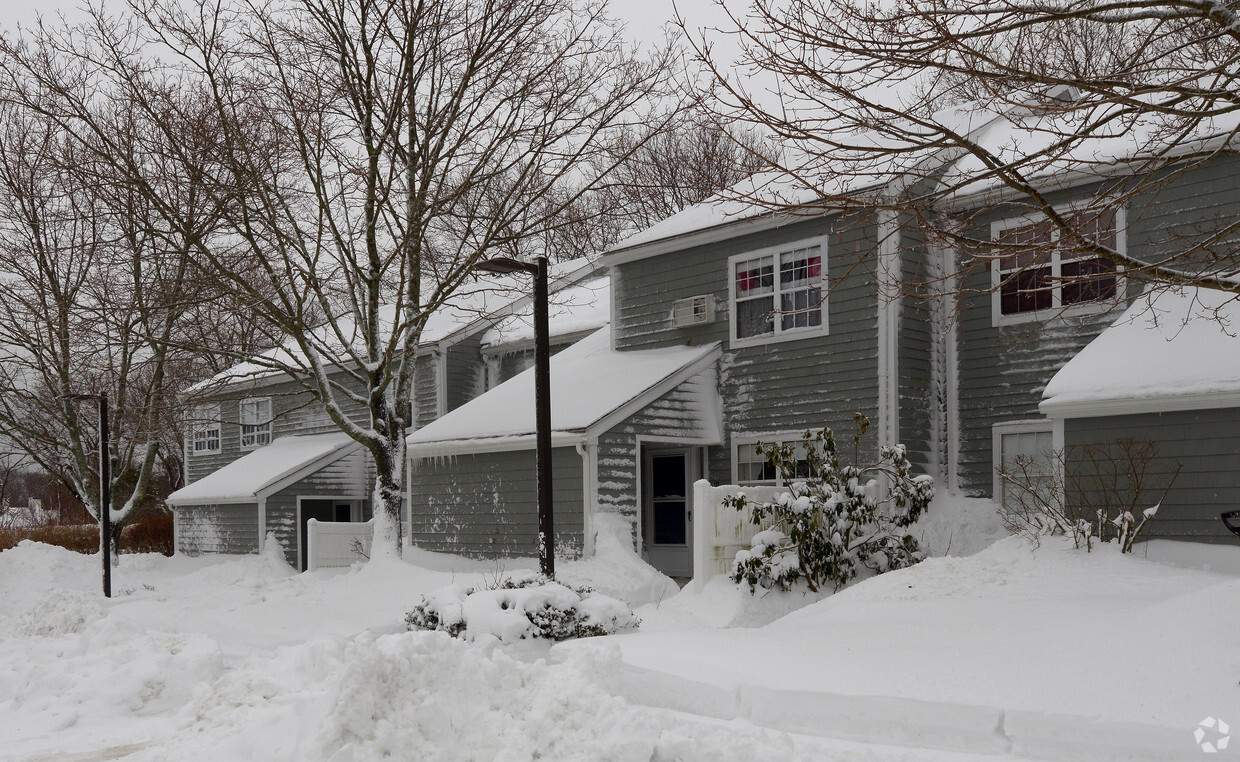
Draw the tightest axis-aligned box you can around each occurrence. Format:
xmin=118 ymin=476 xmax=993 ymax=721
xmin=405 ymin=127 xmax=1240 ymax=578
xmin=166 ymin=261 xmax=608 ymax=569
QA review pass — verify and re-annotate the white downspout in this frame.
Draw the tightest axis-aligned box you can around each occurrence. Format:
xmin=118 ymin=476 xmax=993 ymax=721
xmin=257 ymin=496 xmax=266 ymax=554
xmin=576 ymin=439 xmax=597 ymax=558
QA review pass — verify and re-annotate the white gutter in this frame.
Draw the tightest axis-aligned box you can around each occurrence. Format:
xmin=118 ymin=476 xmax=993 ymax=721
xmin=1040 ymin=389 xmax=1240 ymax=419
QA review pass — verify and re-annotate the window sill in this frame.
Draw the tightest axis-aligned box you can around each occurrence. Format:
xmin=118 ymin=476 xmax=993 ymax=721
xmin=729 ymin=324 xmax=829 ymax=350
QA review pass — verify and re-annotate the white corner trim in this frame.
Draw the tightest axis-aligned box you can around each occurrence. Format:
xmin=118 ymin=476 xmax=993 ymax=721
xmin=876 ymin=208 xmax=901 ymax=447
xmin=257 ymin=496 xmax=266 ymax=553
xmin=435 ymin=346 xmax=448 ymax=419
xmin=576 ymin=440 xmax=598 ymax=558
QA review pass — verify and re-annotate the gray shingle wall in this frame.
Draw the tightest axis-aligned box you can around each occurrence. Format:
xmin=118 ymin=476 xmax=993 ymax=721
xmin=186 ymin=375 xmax=370 ymax=484
xmin=611 ymin=214 xmax=882 ymax=484
xmin=174 ymin=503 xmax=259 ymax=555
xmin=955 ymin=157 xmax=1240 ymax=497
xmin=594 ymin=365 xmax=721 ymax=521
xmin=898 ymin=220 xmax=934 ymax=472
xmin=408 ymin=447 xmax=585 ymax=558
xmin=446 ymin=333 xmax=485 ymax=413
xmin=1065 ymin=409 xmax=1240 ymax=544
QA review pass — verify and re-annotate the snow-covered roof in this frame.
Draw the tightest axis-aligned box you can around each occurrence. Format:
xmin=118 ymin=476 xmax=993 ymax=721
xmin=942 ymin=102 xmax=1240 ymax=202
xmin=406 ymin=326 xmax=721 ymax=456
xmin=605 ymin=104 xmax=1006 ymax=256
xmin=192 ymin=258 xmax=598 ymax=393
xmin=1040 ymin=288 xmax=1240 ymax=417
xmin=480 ymin=276 xmax=610 ymax=350
xmin=166 ymin=433 xmax=361 ymax=505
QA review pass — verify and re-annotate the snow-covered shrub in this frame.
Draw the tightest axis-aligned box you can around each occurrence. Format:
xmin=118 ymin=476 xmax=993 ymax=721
xmin=997 ymin=437 xmax=1177 ymax=553
xmin=728 ymin=417 xmax=934 ymax=593
xmin=405 ymin=577 xmax=639 ymax=643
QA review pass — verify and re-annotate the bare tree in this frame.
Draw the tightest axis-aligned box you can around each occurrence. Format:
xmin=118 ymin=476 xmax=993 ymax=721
xmin=1 ymin=0 xmax=676 ymax=557
xmin=687 ymin=0 xmax=1240 ymax=301
xmin=0 ymin=102 xmax=208 ymax=554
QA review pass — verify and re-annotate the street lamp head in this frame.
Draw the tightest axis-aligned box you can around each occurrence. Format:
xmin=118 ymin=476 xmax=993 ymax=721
xmin=474 ymin=257 xmax=539 ymax=276
xmin=58 ymin=393 xmax=103 ymax=402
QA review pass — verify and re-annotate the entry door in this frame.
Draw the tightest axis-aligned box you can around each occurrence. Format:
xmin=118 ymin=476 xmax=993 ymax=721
xmin=300 ymin=499 xmax=335 ymax=571
xmin=642 ymin=447 xmax=699 ymax=578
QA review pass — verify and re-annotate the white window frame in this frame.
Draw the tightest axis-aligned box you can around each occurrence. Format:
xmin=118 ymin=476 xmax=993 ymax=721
xmin=239 ymin=397 xmax=273 ymax=450
xmin=732 ymin=431 xmax=815 ymax=487
xmin=188 ymin=403 xmax=221 ymax=457
xmin=991 ymin=420 xmax=1057 ymax=510
xmin=728 ymin=236 xmax=829 ymax=348
xmin=990 ymin=206 xmax=1126 ymax=327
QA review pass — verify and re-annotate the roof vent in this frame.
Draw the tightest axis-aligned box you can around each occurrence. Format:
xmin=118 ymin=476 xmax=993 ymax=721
xmin=671 ymin=295 xmax=715 ymax=328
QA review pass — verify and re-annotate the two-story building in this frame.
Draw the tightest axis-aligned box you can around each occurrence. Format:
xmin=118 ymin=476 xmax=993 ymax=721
xmin=404 ymin=112 xmax=1240 ymax=577
xmin=166 ymin=260 xmax=607 ymax=570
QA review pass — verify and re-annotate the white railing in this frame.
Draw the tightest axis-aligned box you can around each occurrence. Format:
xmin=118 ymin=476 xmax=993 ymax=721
xmin=307 ymin=518 xmax=375 ymax=571
xmin=691 ymin=480 xmax=784 ymax=591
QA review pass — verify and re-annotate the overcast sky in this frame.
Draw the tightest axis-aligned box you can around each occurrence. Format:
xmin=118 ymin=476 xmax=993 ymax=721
xmin=6 ymin=0 xmax=742 ymax=53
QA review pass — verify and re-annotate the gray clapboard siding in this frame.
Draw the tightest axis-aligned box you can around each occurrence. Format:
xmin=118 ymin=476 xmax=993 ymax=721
xmin=1065 ymin=409 xmax=1240 ymax=544
xmin=594 ymin=365 xmax=722 ymax=519
xmin=955 ymin=184 xmax=1125 ymax=496
xmin=186 ymin=375 xmax=370 ymax=484
xmin=956 ymin=158 xmax=1240 ymax=497
xmin=174 ymin=503 xmax=259 ymax=555
xmin=897 ymin=221 xmax=934 ymax=473
xmin=263 ymin=448 xmax=370 ymax=567
xmin=414 ymin=352 xmax=440 ymax=427
xmin=446 ymin=333 xmax=486 ymax=413
xmin=408 ymin=447 xmax=585 ymax=558
xmin=611 ymin=214 xmax=883 ymax=482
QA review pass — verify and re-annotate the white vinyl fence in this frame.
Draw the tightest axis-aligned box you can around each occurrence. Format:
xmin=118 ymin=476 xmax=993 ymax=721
xmin=306 ymin=518 xmax=375 ymax=571
xmin=691 ymin=480 xmax=784 ymax=591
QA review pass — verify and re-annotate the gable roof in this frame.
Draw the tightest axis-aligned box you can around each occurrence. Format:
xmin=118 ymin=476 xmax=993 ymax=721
xmin=1040 ymin=288 xmax=1240 ymax=418
xmin=480 ymin=275 xmax=610 ymax=351
xmin=166 ymin=432 xmax=362 ymax=505
xmin=406 ymin=326 xmax=721 ymax=456
xmin=190 ymin=258 xmax=599 ymax=394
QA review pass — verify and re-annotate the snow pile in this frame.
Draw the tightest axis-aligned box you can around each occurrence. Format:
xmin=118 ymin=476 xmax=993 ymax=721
xmin=407 ymin=577 xmax=639 ymax=643
xmin=175 ymin=633 xmax=801 ymax=762
xmin=559 ymin=512 xmax=680 ymax=607
xmin=11 ymin=588 xmax=104 ymax=637
xmin=637 ymin=575 xmax=823 ymax=632
xmin=910 ymin=490 xmax=1008 ymax=558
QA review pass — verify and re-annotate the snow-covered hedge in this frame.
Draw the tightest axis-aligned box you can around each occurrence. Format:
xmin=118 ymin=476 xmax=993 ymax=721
xmin=406 ymin=577 xmax=639 ymax=643
xmin=729 ymin=418 xmax=934 ymax=593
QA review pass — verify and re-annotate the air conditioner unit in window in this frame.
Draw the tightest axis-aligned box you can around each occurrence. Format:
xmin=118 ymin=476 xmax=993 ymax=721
xmin=671 ymin=295 xmax=715 ymax=328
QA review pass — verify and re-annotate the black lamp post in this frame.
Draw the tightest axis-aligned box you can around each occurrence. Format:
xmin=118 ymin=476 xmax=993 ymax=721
xmin=473 ymin=255 xmax=554 ymax=578
xmin=59 ymin=393 xmax=111 ymax=598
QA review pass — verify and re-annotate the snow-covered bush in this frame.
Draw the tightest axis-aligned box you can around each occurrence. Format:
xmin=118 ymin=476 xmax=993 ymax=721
xmin=997 ymin=437 xmax=1177 ymax=553
xmin=405 ymin=577 xmax=639 ymax=643
xmin=728 ymin=417 xmax=935 ymax=593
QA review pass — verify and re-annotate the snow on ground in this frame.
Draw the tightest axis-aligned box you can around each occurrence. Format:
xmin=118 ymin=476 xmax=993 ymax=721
xmin=3 ymin=507 xmax=1238 ymax=761
xmin=1 ymin=540 xmax=989 ymax=761
xmin=575 ymin=536 xmax=1240 ymax=760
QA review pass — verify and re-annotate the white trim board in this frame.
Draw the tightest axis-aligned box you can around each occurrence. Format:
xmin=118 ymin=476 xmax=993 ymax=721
xmin=1040 ymin=389 xmax=1240 ymax=419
